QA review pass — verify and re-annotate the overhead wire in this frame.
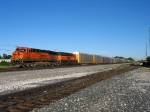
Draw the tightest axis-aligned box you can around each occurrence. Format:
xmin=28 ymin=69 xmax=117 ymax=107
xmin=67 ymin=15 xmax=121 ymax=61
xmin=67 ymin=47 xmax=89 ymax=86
xmin=0 ymin=49 xmax=11 ymax=51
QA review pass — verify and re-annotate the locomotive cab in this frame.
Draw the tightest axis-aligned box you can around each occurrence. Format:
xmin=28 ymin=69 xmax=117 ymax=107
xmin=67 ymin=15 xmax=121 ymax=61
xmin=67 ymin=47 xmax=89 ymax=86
xmin=11 ymin=47 xmax=30 ymax=67
xmin=12 ymin=47 xmax=28 ymax=59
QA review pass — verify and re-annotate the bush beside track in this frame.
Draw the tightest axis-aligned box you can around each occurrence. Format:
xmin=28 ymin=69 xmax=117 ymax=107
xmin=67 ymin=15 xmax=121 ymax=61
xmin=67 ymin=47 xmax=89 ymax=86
xmin=0 ymin=61 xmax=11 ymax=67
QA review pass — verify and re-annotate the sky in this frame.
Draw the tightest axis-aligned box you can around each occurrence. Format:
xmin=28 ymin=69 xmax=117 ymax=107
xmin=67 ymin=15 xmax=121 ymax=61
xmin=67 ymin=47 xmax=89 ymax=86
xmin=0 ymin=0 xmax=150 ymax=60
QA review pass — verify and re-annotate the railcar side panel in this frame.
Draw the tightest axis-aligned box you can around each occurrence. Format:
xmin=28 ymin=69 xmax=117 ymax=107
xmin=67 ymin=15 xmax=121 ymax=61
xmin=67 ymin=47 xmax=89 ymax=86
xmin=111 ymin=58 xmax=118 ymax=64
xmin=74 ymin=52 xmax=93 ymax=64
xmin=93 ymin=55 xmax=103 ymax=64
xmin=103 ymin=56 xmax=111 ymax=64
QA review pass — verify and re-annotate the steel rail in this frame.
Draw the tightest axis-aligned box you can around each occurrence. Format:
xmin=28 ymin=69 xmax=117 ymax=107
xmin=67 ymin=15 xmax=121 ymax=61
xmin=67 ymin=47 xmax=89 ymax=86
xmin=0 ymin=65 xmax=141 ymax=112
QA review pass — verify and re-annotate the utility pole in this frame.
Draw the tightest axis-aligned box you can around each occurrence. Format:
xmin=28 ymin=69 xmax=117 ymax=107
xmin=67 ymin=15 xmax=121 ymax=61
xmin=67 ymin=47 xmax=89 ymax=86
xmin=145 ymin=28 xmax=150 ymax=61
xmin=149 ymin=27 xmax=150 ymax=46
xmin=146 ymin=43 xmax=147 ymax=61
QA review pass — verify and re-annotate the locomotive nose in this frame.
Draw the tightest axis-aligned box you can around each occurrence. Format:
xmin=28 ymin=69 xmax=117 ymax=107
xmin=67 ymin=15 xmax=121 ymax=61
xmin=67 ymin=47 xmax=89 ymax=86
xmin=12 ymin=51 xmax=21 ymax=60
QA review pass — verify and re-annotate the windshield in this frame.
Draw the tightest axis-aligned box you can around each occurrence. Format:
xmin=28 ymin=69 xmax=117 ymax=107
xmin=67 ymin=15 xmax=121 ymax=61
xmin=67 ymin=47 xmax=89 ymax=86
xmin=20 ymin=49 xmax=26 ymax=52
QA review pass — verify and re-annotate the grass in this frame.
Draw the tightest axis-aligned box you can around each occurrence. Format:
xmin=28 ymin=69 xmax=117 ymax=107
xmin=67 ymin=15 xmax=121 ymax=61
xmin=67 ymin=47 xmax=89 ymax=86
xmin=140 ymin=67 xmax=150 ymax=72
xmin=0 ymin=65 xmax=11 ymax=68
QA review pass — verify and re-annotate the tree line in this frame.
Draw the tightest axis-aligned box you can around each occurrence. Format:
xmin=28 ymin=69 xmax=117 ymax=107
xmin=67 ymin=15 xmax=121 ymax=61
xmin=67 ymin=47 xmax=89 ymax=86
xmin=146 ymin=56 xmax=150 ymax=62
xmin=0 ymin=54 xmax=12 ymax=59
xmin=114 ymin=56 xmax=134 ymax=61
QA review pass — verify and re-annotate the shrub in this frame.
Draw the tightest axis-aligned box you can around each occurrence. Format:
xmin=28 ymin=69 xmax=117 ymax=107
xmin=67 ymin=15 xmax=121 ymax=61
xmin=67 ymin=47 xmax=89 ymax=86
xmin=0 ymin=61 xmax=11 ymax=66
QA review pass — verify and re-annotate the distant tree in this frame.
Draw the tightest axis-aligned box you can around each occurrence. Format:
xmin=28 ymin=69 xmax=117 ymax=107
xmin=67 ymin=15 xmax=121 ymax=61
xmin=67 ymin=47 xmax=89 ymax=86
xmin=114 ymin=56 xmax=135 ymax=61
xmin=1 ymin=54 xmax=12 ymax=59
xmin=127 ymin=57 xmax=134 ymax=61
xmin=6 ymin=55 xmax=12 ymax=59
xmin=3 ymin=54 xmax=7 ymax=59
xmin=114 ymin=56 xmax=124 ymax=59
xmin=146 ymin=56 xmax=150 ymax=62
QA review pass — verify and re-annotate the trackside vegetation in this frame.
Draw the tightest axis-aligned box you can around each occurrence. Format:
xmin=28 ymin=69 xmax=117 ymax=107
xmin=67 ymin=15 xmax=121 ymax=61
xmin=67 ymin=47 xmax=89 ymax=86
xmin=0 ymin=54 xmax=11 ymax=67
xmin=0 ymin=61 xmax=11 ymax=68
xmin=146 ymin=56 xmax=150 ymax=62
xmin=0 ymin=61 xmax=10 ymax=66
xmin=114 ymin=56 xmax=135 ymax=61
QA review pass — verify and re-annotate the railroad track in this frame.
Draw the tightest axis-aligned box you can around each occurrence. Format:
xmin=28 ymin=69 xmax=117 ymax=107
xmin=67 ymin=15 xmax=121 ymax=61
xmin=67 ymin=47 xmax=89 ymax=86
xmin=0 ymin=63 xmax=125 ymax=73
xmin=0 ymin=65 xmax=141 ymax=112
xmin=0 ymin=65 xmax=81 ymax=73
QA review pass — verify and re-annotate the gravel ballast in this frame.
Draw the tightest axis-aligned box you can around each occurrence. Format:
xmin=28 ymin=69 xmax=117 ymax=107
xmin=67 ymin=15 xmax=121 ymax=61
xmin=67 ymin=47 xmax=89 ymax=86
xmin=0 ymin=64 xmax=123 ymax=96
xmin=31 ymin=67 xmax=150 ymax=112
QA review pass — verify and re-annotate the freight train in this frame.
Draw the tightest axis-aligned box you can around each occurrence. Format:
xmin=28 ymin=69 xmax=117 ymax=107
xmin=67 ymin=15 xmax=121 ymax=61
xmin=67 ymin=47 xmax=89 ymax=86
xmin=11 ymin=47 xmax=130 ymax=67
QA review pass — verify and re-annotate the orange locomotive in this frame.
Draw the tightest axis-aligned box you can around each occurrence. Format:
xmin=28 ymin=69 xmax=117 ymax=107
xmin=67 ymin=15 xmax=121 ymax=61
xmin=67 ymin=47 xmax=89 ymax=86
xmin=11 ymin=47 xmax=78 ymax=67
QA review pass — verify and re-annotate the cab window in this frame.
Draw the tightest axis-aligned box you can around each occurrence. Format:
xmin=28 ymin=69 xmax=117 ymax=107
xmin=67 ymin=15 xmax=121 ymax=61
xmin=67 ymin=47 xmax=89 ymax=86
xmin=20 ymin=49 xmax=26 ymax=52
